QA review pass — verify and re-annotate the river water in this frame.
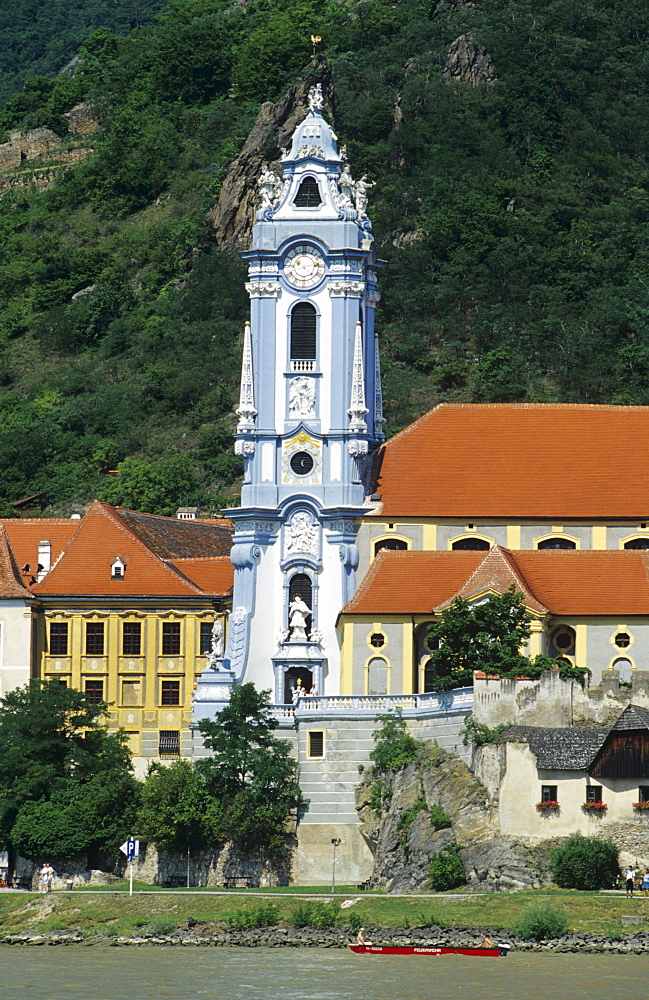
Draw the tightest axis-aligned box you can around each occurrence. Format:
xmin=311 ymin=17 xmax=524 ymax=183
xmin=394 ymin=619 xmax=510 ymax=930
xmin=2 ymin=946 xmax=648 ymax=1000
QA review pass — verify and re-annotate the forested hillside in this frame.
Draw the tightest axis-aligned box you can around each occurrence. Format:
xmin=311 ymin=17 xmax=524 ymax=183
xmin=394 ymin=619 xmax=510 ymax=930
xmin=0 ymin=1 xmax=166 ymax=107
xmin=1 ymin=0 xmax=648 ymax=514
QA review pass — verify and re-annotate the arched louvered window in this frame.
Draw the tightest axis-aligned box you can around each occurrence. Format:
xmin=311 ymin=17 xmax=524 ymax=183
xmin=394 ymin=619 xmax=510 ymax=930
xmin=624 ymin=538 xmax=649 ymax=550
xmin=294 ymin=176 xmax=322 ymax=207
xmin=290 ymin=303 xmax=317 ymax=360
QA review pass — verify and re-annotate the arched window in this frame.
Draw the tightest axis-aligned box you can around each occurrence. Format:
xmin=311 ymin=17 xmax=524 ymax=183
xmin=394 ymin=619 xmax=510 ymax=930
xmin=451 ymin=537 xmax=490 ymax=551
xmin=368 ymin=657 xmax=388 ymax=696
xmin=294 ymin=176 xmax=322 ymax=207
xmin=423 ymin=658 xmax=436 ymax=693
xmin=612 ymin=657 xmax=633 ymax=683
xmin=290 ymin=303 xmax=317 ymax=360
xmin=538 ymin=537 xmax=576 ymax=550
xmin=374 ymin=538 xmax=408 ymax=557
xmin=624 ymin=538 xmax=649 ymax=550
xmin=289 ymin=572 xmax=312 ymax=636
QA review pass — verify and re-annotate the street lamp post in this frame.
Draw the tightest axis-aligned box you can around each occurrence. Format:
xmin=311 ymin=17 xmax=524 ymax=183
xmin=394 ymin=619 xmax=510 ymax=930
xmin=331 ymin=838 xmax=341 ymax=894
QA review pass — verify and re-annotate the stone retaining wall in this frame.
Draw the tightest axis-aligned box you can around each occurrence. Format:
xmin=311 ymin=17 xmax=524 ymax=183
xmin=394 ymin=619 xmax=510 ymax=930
xmin=3 ymin=924 xmax=649 ymax=954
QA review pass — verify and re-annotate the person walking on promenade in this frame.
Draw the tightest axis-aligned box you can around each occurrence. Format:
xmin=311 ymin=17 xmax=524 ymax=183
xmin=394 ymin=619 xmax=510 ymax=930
xmin=39 ymin=862 xmax=54 ymax=894
xmin=642 ymin=870 xmax=649 ymax=898
xmin=625 ymin=866 xmax=636 ymax=897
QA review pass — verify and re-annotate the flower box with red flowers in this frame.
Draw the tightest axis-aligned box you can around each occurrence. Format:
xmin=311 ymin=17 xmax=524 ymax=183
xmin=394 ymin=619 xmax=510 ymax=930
xmin=632 ymin=802 xmax=649 ymax=810
xmin=536 ymin=801 xmax=560 ymax=811
xmin=582 ymin=801 xmax=607 ymax=810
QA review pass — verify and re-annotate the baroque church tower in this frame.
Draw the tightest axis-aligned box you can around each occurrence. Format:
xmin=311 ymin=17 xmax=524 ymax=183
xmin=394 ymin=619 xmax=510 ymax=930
xmin=213 ymin=85 xmax=384 ymax=704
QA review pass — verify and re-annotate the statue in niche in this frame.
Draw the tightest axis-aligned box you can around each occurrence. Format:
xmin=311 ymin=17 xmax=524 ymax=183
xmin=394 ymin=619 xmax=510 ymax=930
xmin=288 ymin=376 xmax=316 ymax=418
xmin=285 ymin=511 xmax=319 ymax=557
xmin=289 ymin=593 xmax=311 ymax=642
xmin=353 ymin=175 xmax=375 ymax=217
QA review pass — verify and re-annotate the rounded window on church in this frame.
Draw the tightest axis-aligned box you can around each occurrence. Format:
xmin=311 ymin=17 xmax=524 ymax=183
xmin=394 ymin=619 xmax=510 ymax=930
xmin=290 ymin=451 xmax=314 ymax=476
xmin=537 ymin=537 xmax=576 ymax=549
xmin=614 ymin=632 xmax=631 ymax=648
xmin=370 ymin=632 xmax=385 ymax=648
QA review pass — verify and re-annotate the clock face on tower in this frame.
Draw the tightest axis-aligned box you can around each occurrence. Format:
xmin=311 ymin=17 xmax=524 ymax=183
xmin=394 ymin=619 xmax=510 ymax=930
xmin=284 ymin=244 xmax=325 ymax=289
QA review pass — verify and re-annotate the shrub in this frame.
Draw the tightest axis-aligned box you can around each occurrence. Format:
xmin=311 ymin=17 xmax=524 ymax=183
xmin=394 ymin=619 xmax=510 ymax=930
xmin=460 ymin=714 xmax=511 ymax=747
xmin=417 ymin=912 xmax=447 ymax=928
xmin=550 ymin=834 xmax=619 ymax=890
xmin=291 ymin=900 xmax=338 ymax=929
xmin=226 ymin=903 xmax=279 ymax=930
xmin=370 ymin=709 xmax=419 ymax=773
xmin=429 ymin=805 xmax=452 ymax=830
xmin=369 ymin=778 xmax=392 ymax=813
xmin=150 ymin=918 xmax=177 ymax=936
xmin=515 ymin=902 xmax=567 ymax=941
xmin=428 ymin=842 xmax=466 ymax=891
xmin=346 ymin=910 xmax=363 ymax=933
xmin=398 ymin=798 xmax=427 ymax=846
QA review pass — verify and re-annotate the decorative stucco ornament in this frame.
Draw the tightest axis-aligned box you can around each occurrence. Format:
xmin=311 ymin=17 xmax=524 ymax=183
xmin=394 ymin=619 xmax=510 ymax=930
xmin=285 ymin=510 xmax=319 ymax=558
xmin=258 ymin=163 xmax=283 ymax=209
xmin=353 ymin=175 xmax=375 ymax=218
xmin=308 ymin=83 xmax=324 ymax=112
xmin=288 ymin=376 xmax=316 ymax=418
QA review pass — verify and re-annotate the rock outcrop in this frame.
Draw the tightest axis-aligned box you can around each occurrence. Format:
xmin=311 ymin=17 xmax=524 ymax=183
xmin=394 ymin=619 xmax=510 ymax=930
xmin=356 ymin=748 xmax=556 ymax=892
xmin=209 ymin=55 xmax=334 ymax=249
xmin=442 ymin=34 xmax=497 ymax=87
xmin=63 ymin=103 xmax=101 ymax=135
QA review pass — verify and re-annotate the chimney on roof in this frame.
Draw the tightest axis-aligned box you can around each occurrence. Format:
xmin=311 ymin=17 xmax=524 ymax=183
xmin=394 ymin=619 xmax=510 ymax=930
xmin=70 ymin=514 xmax=82 ymax=520
xmin=37 ymin=540 xmax=51 ymax=581
xmin=177 ymin=507 xmax=198 ymax=520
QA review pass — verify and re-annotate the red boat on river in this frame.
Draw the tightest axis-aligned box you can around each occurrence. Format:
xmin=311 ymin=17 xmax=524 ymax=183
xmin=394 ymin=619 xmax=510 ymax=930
xmin=349 ymin=943 xmax=510 ymax=958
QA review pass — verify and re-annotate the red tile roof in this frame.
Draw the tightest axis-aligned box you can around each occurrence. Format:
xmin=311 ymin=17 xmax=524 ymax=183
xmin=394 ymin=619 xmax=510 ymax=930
xmin=342 ymin=548 xmax=649 ymax=617
xmin=373 ymin=403 xmax=649 ymax=519
xmin=0 ymin=527 xmax=32 ymax=599
xmin=32 ymin=502 xmax=233 ymax=598
xmin=168 ymin=558 xmax=233 ymax=595
xmin=0 ymin=519 xmax=79 ymax=581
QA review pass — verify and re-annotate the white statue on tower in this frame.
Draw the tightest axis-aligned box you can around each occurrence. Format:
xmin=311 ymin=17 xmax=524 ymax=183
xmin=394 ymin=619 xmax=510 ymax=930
xmin=289 ymin=593 xmax=311 ymax=642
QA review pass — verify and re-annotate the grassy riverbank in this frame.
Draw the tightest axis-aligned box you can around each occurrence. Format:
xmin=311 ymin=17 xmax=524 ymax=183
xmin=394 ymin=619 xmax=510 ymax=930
xmin=0 ymin=888 xmax=647 ymax=940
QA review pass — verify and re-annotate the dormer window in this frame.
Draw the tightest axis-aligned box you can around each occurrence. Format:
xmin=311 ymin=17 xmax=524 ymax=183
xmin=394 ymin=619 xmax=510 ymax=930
xmin=294 ymin=177 xmax=321 ymax=208
xmin=111 ymin=557 xmax=125 ymax=579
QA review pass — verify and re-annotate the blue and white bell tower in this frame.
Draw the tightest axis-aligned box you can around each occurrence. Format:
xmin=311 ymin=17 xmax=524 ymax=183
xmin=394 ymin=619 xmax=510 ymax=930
xmin=219 ymin=85 xmax=384 ymax=703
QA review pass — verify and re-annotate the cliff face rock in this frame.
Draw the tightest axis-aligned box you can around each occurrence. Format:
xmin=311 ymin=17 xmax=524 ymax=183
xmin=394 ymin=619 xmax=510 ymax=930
xmin=442 ymin=34 xmax=497 ymax=87
xmin=462 ymin=837 xmax=551 ymax=892
xmin=356 ymin=749 xmax=556 ymax=892
xmin=356 ymin=750 xmax=500 ymax=891
xmin=209 ymin=56 xmax=334 ymax=249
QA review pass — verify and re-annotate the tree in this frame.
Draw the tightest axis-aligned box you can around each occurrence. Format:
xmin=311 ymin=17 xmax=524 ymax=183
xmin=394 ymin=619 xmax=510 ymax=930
xmin=0 ymin=680 xmax=138 ymax=859
xmin=138 ymin=759 xmax=217 ymax=853
xmin=425 ymin=589 xmax=534 ymax=691
xmin=550 ymin=834 xmax=620 ymax=890
xmin=196 ymin=684 xmax=305 ymax=852
xmin=370 ymin=708 xmax=419 ymax=773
